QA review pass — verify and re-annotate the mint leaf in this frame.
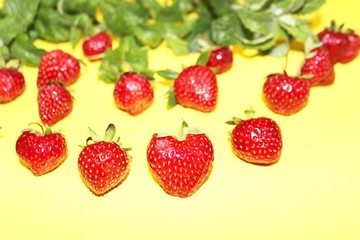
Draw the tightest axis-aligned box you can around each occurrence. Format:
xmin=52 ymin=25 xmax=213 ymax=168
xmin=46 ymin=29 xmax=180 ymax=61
xmin=98 ymin=47 xmax=125 ymax=83
xmin=297 ymin=0 xmax=325 ymax=14
xmin=134 ymin=22 xmax=164 ymax=48
xmin=0 ymin=0 xmax=40 ymax=45
xmin=165 ymin=34 xmax=189 ymax=56
xmin=236 ymin=8 xmax=274 ymax=35
xmin=125 ymin=37 xmax=149 ymax=74
xmin=157 ymin=69 xmax=179 ymax=80
xmin=10 ymin=34 xmax=46 ymax=66
xmin=211 ymin=12 xmax=243 ymax=46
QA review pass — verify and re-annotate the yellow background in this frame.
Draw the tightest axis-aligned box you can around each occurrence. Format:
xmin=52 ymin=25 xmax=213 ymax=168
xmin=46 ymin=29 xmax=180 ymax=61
xmin=1 ymin=1 xmax=360 ymax=239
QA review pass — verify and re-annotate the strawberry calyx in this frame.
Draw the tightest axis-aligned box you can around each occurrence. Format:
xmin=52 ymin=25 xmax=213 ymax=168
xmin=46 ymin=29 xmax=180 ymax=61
xmin=304 ymin=37 xmax=323 ymax=59
xmin=85 ymin=124 xmax=132 ymax=151
xmin=156 ymin=120 xmax=202 ymax=142
xmin=226 ymin=108 xmax=255 ymax=125
xmin=27 ymin=122 xmax=54 ymax=136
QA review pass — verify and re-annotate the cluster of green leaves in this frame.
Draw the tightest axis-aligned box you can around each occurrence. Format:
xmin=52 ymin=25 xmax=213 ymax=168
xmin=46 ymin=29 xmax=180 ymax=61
xmin=0 ymin=0 xmax=325 ymax=80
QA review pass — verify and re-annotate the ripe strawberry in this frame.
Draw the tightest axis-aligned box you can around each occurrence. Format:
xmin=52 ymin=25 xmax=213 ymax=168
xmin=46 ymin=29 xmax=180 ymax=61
xmin=78 ymin=124 xmax=130 ymax=196
xmin=37 ymin=49 xmax=81 ymax=88
xmin=146 ymin=121 xmax=214 ymax=198
xmin=38 ymin=83 xmax=73 ymax=126
xmin=171 ymin=65 xmax=218 ymax=112
xmin=82 ymin=32 xmax=112 ymax=61
xmin=263 ymin=73 xmax=310 ymax=115
xmin=227 ymin=110 xmax=282 ymax=165
xmin=300 ymin=47 xmax=335 ymax=87
xmin=206 ymin=46 xmax=233 ymax=74
xmin=318 ymin=21 xmax=360 ymax=64
xmin=0 ymin=68 xmax=25 ymax=103
xmin=340 ymin=30 xmax=360 ymax=63
xmin=113 ymin=72 xmax=154 ymax=115
xmin=15 ymin=124 xmax=67 ymax=176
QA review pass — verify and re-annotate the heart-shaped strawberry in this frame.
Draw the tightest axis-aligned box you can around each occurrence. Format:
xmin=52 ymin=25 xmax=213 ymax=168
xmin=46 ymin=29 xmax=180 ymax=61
xmin=146 ymin=121 xmax=214 ymax=198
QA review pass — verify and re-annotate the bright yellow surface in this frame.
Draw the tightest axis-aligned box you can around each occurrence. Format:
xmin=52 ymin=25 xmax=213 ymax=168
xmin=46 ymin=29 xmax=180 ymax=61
xmin=1 ymin=1 xmax=360 ymax=239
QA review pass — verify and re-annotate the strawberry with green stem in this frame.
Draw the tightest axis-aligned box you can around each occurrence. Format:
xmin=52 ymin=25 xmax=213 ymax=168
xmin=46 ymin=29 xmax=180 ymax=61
xmin=159 ymin=65 xmax=218 ymax=112
xmin=318 ymin=20 xmax=360 ymax=64
xmin=300 ymin=38 xmax=335 ymax=87
xmin=113 ymin=72 xmax=154 ymax=116
xmin=197 ymin=46 xmax=233 ymax=74
xmin=227 ymin=109 xmax=282 ymax=165
xmin=78 ymin=124 xmax=131 ymax=196
xmin=263 ymin=72 xmax=310 ymax=116
xmin=147 ymin=120 xmax=214 ymax=198
xmin=15 ymin=123 xmax=68 ymax=176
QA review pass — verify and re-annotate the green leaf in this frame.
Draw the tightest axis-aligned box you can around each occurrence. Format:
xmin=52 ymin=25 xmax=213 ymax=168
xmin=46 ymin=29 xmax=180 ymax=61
xmin=165 ymin=34 xmax=189 ymax=56
xmin=196 ymin=50 xmax=211 ymax=66
xmin=167 ymin=85 xmax=178 ymax=110
xmin=10 ymin=34 xmax=46 ymax=66
xmin=207 ymin=0 xmax=238 ymax=16
xmin=59 ymin=0 xmax=100 ymax=18
xmin=98 ymin=47 xmax=125 ymax=83
xmin=134 ymin=22 xmax=164 ymax=48
xmin=104 ymin=123 xmax=116 ymax=142
xmin=33 ymin=7 xmax=74 ymax=42
xmin=274 ymin=0 xmax=306 ymax=14
xmin=0 ymin=0 xmax=40 ymax=45
xmin=236 ymin=8 xmax=274 ymax=35
xmin=101 ymin=0 xmax=149 ymax=36
xmin=297 ymin=0 xmax=325 ymax=14
xmin=211 ymin=12 xmax=243 ymax=46
xmin=157 ymin=69 xmax=179 ymax=80
xmin=125 ymin=37 xmax=149 ymax=74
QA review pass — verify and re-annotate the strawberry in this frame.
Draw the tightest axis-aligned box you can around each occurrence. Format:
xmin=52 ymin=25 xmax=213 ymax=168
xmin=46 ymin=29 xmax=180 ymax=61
xmin=15 ymin=124 xmax=67 ymax=176
xmin=146 ymin=121 xmax=214 ymax=198
xmin=206 ymin=46 xmax=233 ymax=74
xmin=78 ymin=124 xmax=130 ymax=196
xmin=340 ymin=30 xmax=360 ymax=63
xmin=318 ymin=21 xmax=360 ymax=64
xmin=82 ymin=32 xmax=112 ymax=61
xmin=170 ymin=65 xmax=218 ymax=112
xmin=37 ymin=83 xmax=73 ymax=126
xmin=300 ymin=46 xmax=335 ymax=87
xmin=0 ymin=68 xmax=25 ymax=103
xmin=37 ymin=49 xmax=81 ymax=88
xmin=227 ymin=110 xmax=282 ymax=165
xmin=113 ymin=72 xmax=154 ymax=115
xmin=263 ymin=73 xmax=310 ymax=115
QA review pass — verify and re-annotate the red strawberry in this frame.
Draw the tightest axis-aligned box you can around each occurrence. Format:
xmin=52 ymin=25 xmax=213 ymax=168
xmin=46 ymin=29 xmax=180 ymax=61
xmin=38 ymin=83 xmax=73 ymax=126
xmin=263 ymin=73 xmax=310 ymax=115
xmin=0 ymin=68 xmax=25 ymax=103
xmin=15 ymin=124 xmax=67 ymax=176
xmin=37 ymin=49 xmax=81 ymax=88
xmin=78 ymin=124 xmax=130 ymax=196
xmin=113 ymin=72 xmax=154 ymax=115
xmin=300 ymin=47 xmax=335 ymax=87
xmin=340 ymin=30 xmax=360 ymax=63
xmin=318 ymin=21 xmax=360 ymax=64
xmin=146 ymin=121 xmax=214 ymax=198
xmin=82 ymin=32 xmax=112 ymax=61
xmin=171 ymin=65 xmax=218 ymax=112
xmin=206 ymin=46 xmax=233 ymax=74
xmin=227 ymin=110 xmax=282 ymax=165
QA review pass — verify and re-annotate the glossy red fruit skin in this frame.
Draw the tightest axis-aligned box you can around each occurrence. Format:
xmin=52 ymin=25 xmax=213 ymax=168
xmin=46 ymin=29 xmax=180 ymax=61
xmin=231 ymin=117 xmax=282 ymax=165
xmin=206 ymin=46 xmax=233 ymax=74
xmin=37 ymin=83 xmax=73 ymax=126
xmin=300 ymin=47 xmax=335 ymax=87
xmin=82 ymin=32 xmax=112 ymax=61
xmin=318 ymin=29 xmax=348 ymax=64
xmin=263 ymin=73 xmax=310 ymax=115
xmin=147 ymin=133 xmax=214 ymax=198
xmin=174 ymin=65 xmax=218 ymax=112
xmin=78 ymin=141 xmax=130 ymax=196
xmin=340 ymin=32 xmax=360 ymax=63
xmin=113 ymin=72 xmax=154 ymax=116
xmin=0 ymin=68 xmax=25 ymax=103
xmin=37 ymin=49 xmax=81 ymax=88
xmin=16 ymin=130 xmax=67 ymax=176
